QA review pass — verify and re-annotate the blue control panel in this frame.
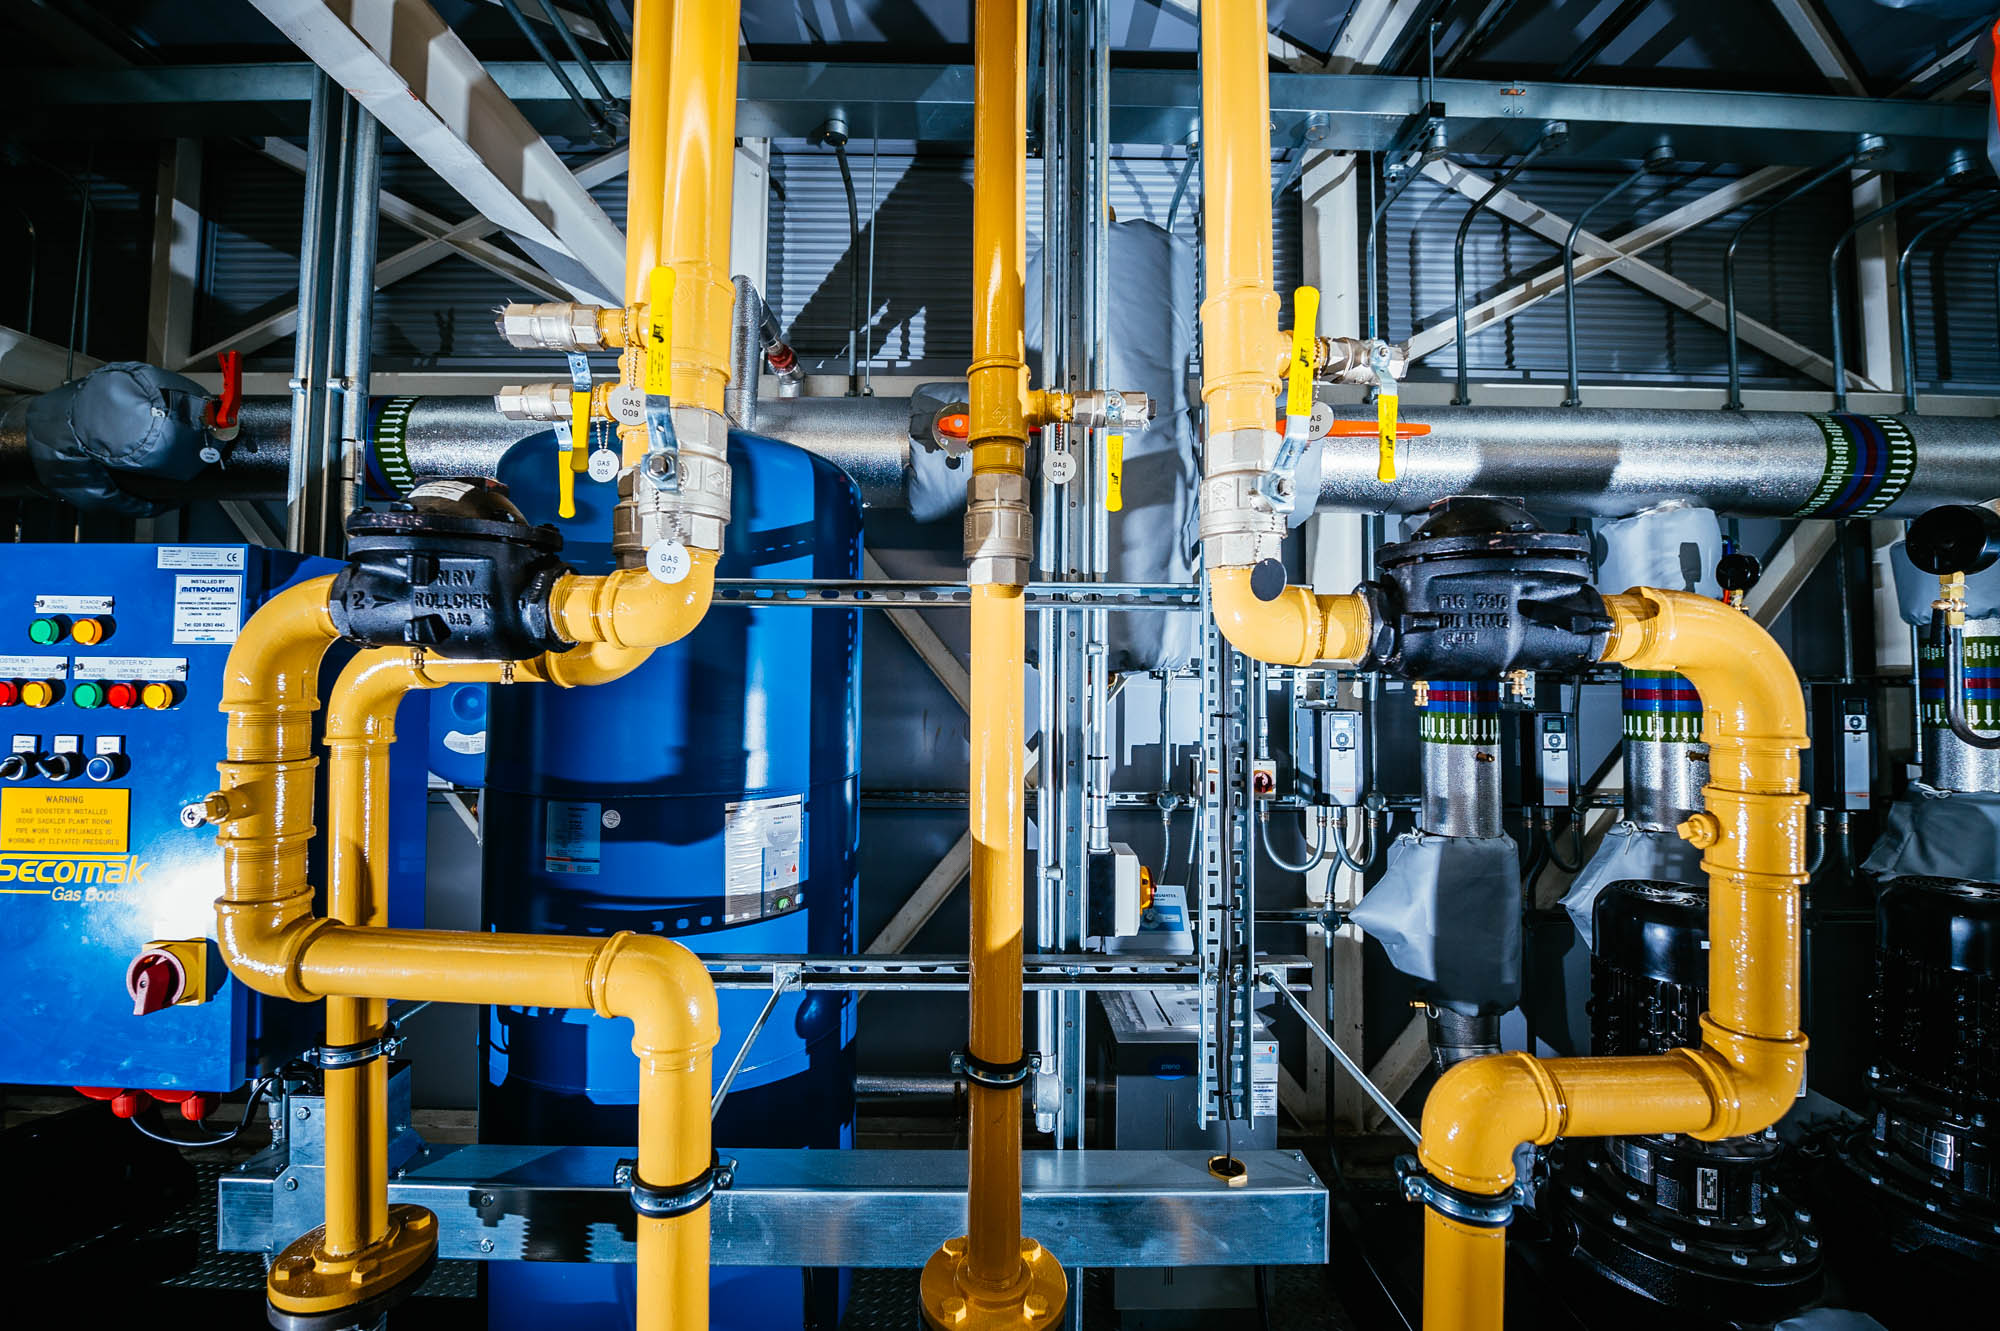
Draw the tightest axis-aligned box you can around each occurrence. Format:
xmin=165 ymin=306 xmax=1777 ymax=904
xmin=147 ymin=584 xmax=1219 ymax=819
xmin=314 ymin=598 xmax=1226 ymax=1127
xmin=0 ymin=544 xmax=427 ymax=1094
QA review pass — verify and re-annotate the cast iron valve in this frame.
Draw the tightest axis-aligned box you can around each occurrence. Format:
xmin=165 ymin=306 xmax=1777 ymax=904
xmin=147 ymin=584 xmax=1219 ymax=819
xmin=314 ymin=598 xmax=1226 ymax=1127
xmin=332 ymin=478 xmax=573 ymax=661
xmin=1358 ymin=495 xmax=1610 ymax=680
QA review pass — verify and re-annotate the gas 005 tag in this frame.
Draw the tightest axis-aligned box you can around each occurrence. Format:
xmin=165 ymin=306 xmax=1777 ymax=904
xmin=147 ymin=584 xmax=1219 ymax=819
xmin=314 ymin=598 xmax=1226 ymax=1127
xmin=647 ymin=539 xmax=691 ymax=585
xmin=586 ymin=448 xmax=621 ymax=483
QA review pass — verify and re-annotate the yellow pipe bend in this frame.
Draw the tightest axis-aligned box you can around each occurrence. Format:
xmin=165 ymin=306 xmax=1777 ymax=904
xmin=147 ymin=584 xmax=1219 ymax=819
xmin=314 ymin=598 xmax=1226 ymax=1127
xmin=1418 ymin=588 xmax=1809 ymax=1331
xmin=548 ymin=550 xmax=719 ymax=651
xmin=1207 ymin=567 xmax=1371 ymax=667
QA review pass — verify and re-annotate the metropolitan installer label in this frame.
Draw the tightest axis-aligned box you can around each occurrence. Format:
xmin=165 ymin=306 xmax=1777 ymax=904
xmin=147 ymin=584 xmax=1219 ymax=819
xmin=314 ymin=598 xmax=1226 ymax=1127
xmin=172 ymin=574 xmax=243 ymax=644
xmin=544 ymin=800 xmax=601 ymax=876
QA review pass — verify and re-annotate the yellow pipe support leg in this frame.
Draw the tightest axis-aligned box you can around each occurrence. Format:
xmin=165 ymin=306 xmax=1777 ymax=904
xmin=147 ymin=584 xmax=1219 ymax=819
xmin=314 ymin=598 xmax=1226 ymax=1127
xmin=1416 ymin=588 xmax=1810 ymax=1331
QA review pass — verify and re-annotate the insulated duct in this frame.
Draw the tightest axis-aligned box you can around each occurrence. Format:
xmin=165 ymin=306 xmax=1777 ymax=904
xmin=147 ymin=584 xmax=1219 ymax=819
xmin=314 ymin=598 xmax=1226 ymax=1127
xmin=1313 ymin=406 xmax=2000 ymax=518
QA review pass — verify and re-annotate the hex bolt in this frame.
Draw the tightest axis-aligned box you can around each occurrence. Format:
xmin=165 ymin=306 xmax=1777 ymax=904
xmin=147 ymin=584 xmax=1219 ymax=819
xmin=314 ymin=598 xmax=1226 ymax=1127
xmin=295 ymin=1106 xmax=312 ymax=1121
xmin=284 ymin=1177 xmax=299 ymax=1192
xmin=478 ymin=1238 xmax=494 ymax=1254
xmin=1780 ymin=1250 xmax=1799 ymax=1266
xmin=1669 ymin=1237 xmax=1687 ymax=1253
xmin=1730 ymin=1251 xmax=1749 ymax=1266
xmin=479 ymin=1194 xmax=494 ymax=1207
xmin=1569 ymin=1185 xmax=1584 ymax=1200
xmin=1611 ymin=1213 xmax=1629 ymax=1228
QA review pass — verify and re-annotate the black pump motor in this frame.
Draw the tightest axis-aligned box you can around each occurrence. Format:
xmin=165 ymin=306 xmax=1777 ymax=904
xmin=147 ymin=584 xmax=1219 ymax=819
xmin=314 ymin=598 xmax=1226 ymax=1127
xmin=331 ymin=478 xmax=573 ymax=660
xmin=1537 ymin=880 xmax=1823 ymax=1321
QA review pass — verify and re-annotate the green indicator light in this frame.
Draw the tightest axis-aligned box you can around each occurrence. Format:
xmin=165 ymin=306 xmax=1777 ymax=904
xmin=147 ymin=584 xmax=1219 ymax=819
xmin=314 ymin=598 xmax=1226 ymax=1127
xmin=27 ymin=617 xmax=62 ymax=645
xmin=73 ymin=681 xmax=105 ymax=709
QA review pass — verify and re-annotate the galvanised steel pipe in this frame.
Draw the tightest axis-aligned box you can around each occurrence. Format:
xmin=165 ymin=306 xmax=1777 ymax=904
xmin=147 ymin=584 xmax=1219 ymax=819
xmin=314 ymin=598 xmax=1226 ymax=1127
xmin=1563 ymin=141 xmax=1671 ymax=408
xmin=1829 ymin=151 xmax=1974 ymax=412
xmin=1722 ymin=137 xmax=1881 ymax=410
xmin=1312 ymin=405 xmax=2000 ymax=518
xmin=1896 ymin=193 xmax=2000 ymax=414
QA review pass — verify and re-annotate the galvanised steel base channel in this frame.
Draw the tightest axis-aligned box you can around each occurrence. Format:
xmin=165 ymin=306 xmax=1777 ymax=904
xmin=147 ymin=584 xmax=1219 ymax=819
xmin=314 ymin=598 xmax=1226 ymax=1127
xmin=220 ymin=1138 xmax=1329 ymax=1269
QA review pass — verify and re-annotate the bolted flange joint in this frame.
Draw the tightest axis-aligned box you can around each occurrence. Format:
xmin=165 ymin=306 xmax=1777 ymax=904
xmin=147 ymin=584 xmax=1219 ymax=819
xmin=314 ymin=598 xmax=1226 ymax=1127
xmin=919 ymin=1234 xmax=1068 ymax=1329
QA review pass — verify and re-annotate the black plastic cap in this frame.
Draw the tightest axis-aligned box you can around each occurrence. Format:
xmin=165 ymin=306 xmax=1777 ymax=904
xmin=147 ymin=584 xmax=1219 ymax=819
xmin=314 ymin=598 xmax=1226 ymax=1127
xmin=1907 ymin=504 xmax=2000 ymax=577
xmin=1249 ymin=558 xmax=1288 ymax=602
xmin=1716 ymin=551 xmax=1763 ymax=594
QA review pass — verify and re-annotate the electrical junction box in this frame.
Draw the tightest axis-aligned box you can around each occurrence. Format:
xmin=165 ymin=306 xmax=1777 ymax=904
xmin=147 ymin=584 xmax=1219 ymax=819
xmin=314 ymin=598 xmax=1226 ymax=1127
xmin=1808 ymin=686 xmax=1872 ymax=811
xmin=1086 ymin=842 xmax=1142 ymax=941
xmin=1535 ymin=712 xmax=1573 ymax=808
xmin=1316 ymin=708 xmax=1363 ymax=806
xmin=0 ymin=545 xmax=430 ymax=1095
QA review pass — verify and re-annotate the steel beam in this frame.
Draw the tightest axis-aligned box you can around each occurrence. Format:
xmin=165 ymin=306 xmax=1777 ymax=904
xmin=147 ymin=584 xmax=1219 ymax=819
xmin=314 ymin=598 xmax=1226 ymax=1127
xmin=221 ymin=1143 xmax=1330 ymax=1268
xmin=0 ymin=325 xmax=99 ymax=392
xmin=185 ymin=145 xmax=626 ymax=368
xmin=243 ymin=0 xmax=626 ymax=301
xmin=8 ymin=64 xmax=1981 ymax=170
xmin=145 ymin=139 xmax=203 ymax=371
xmin=1416 ymin=159 xmax=1878 ymax=390
xmin=1768 ymin=0 xmax=1867 ymax=95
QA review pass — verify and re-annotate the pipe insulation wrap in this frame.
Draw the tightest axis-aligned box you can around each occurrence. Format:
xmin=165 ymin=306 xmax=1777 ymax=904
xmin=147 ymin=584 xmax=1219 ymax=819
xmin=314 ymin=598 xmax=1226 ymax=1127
xmin=1315 ymin=406 xmax=2000 ymax=518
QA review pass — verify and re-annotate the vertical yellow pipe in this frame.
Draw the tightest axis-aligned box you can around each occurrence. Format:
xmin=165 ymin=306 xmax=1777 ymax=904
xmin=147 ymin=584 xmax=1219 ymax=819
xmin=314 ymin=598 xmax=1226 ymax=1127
xmin=1424 ymin=1210 xmax=1507 ymax=1331
xmin=624 ymin=0 xmax=672 ymax=304
xmin=1197 ymin=0 xmax=1283 ymax=435
xmin=662 ymin=0 xmax=741 ymax=417
xmin=966 ymin=0 xmax=1028 ymax=479
xmin=965 ymin=582 xmax=1026 ymax=1288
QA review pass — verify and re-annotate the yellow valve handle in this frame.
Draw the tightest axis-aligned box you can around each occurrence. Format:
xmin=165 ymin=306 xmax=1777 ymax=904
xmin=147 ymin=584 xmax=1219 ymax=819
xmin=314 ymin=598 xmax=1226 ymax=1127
xmin=557 ymin=427 xmax=577 ymax=520
xmin=1286 ymin=286 xmax=1319 ymax=422
xmin=570 ymin=390 xmax=591 ymax=472
xmin=1376 ymin=391 xmax=1399 ymax=484
xmin=1106 ymin=432 xmax=1124 ymax=512
xmin=645 ymin=265 xmax=675 ymax=398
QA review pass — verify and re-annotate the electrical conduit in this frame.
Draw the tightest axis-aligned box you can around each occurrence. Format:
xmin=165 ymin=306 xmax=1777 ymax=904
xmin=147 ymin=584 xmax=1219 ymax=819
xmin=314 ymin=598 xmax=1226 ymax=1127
xmin=920 ymin=0 xmax=1065 ymax=1326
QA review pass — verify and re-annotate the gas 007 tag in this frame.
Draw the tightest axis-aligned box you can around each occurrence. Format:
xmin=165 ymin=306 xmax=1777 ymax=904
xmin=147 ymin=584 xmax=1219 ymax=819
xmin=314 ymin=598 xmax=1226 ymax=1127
xmin=647 ymin=539 xmax=691 ymax=585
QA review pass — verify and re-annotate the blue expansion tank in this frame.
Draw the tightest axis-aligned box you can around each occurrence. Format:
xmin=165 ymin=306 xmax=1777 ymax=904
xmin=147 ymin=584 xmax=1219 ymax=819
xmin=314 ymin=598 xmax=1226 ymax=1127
xmin=476 ymin=429 xmax=862 ymax=1330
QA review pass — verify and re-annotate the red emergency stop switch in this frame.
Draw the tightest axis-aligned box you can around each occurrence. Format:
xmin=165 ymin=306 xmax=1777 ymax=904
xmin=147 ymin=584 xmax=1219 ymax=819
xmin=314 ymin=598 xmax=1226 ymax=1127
xmin=127 ymin=951 xmax=187 ymax=1015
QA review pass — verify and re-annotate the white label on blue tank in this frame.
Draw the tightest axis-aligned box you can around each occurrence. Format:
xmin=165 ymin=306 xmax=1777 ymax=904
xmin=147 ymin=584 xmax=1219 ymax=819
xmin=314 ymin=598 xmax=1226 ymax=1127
xmin=723 ymin=794 xmax=803 ymax=924
xmin=544 ymin=800 xmax=602 ymax=876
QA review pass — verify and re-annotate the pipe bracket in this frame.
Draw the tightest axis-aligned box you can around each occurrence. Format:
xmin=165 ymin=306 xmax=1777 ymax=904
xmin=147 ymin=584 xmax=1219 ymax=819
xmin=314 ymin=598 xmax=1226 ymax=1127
xmin=304 ymin=1021 xmax=406 ymax=1071
xmin=950 ymin=1048 xmax=1041 ymax=1089
xmin=1395 ymin=1155 xmax=1521 ymax=1229
xmin=616 ymin=1151 xmax=737 ymax=1219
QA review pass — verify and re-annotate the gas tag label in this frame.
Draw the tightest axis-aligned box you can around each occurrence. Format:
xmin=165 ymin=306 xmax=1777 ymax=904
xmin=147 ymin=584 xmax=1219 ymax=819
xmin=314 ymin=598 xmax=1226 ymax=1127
xmin=646 ymin=540 xmax=690 ymax=585
xmin=157 ymin=546 xmax=246 ymax=571
xmin=544 ymin=800 xmax=601 ymax=876
xmin=172 ymin=575 xmax=243 ymax=645
xmin=1 ymin=787 xmax=129 ymax=854
xmin=587 ymin=449 xmax=620 ymax=483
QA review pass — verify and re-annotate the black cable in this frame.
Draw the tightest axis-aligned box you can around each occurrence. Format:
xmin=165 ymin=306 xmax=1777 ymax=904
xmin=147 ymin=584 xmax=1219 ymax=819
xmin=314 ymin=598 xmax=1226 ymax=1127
xmin=834 ymin=143 xmax=864 ymax=397
xmin=128 ymin=1076 xmax=278 ymax=1149
xmin=1542 ymin=818 xmax=1582 ymax=873
xmin=495 ymin=0 xmax=619 ymax=145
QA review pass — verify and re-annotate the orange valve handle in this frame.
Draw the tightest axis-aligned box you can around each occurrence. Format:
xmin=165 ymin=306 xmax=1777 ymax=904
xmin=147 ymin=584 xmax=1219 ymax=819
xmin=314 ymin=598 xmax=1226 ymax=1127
xmin=1322 ymin=419 xmax=1431 ymax=438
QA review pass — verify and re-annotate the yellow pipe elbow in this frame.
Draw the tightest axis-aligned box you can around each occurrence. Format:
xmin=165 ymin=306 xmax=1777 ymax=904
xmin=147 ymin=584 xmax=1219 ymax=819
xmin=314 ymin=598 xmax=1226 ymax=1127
xmin=1207 ymin=567 xmax=1370 ymax=667
xmin=548 ymin=551 xmax=718 ymax=651
xmin=590 ymin=931 xmax=723 ymax=1061
xmin=1416 ymin=1052 xmax=1563 ymax=1196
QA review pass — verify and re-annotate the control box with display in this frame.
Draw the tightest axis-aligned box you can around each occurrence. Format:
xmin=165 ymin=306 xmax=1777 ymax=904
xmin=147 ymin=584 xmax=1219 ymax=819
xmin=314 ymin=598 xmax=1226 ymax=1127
xmin=0 ymin=544 xmax=429 ymax=1096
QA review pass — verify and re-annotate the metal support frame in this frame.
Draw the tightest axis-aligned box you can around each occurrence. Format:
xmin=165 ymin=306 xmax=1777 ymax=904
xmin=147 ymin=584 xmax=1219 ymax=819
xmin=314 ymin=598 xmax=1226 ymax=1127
xmin=285 ymin=72 xmax=379 ymax=557
xmin=1897 ymin=194 xmax=2000 ymax=413
xmin=1197 ymin=611 xmax=1256 ymax=1127
xmin=145 ymin=139 xmax=202 ymax=371
xmin=0 ymin=324 xmax=101 ymax=392
xmin=244 ymin=0 xmax=627 ymax=301
xmin=1451 ymin=132 xmax=1558 ymax=404
xmin=1415 ymin=159 xmax=1879 ymax=391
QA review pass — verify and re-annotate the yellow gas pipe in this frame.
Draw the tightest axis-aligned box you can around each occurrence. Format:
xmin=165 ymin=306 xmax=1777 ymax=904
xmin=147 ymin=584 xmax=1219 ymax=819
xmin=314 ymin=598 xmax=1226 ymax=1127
xmin=1190 ymin=5 xmax=1810 ymax=1328
xmin=210 ymin=565 xmax=721 ymax=1326
xmin=918 ymin=0 xmax=1064 ymax=1326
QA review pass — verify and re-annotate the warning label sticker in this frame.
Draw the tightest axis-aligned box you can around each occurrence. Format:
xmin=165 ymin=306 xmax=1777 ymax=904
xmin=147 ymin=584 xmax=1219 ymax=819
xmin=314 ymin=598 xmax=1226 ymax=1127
xmin=172 ymin=574 xmax=243 ymax=644
xmin=544 ymin=800 xmax=601 ymax=876
xmin=722 ymin=794 xmax=803 ymax=924
xmin=1 ymin=787 xmax=129 ymax=854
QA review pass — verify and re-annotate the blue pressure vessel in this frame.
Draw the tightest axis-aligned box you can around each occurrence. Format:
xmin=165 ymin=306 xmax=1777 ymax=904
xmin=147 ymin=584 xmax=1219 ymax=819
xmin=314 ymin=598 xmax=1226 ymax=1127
xmin=477 ymin=429 xmax=861 ymax=1330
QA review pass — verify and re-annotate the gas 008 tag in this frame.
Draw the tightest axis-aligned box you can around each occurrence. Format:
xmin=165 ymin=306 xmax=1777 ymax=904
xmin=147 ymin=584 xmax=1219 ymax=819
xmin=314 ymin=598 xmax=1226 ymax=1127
xmin=647 ymin=539 xmax=691 ymax=585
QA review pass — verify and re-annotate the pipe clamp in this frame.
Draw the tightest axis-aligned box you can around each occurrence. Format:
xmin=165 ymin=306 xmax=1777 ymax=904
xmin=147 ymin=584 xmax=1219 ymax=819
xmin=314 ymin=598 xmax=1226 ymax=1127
xmin=1394 ymin=1155 xmax=1521 ymax=1228
xmin=950 ymin=1048 xmax=1041 ymax=1089
xmin=306 ymin=1022 xmax=404 ymax=1070
xmin=616 ymin=1152 xmax=737 ymax=1219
